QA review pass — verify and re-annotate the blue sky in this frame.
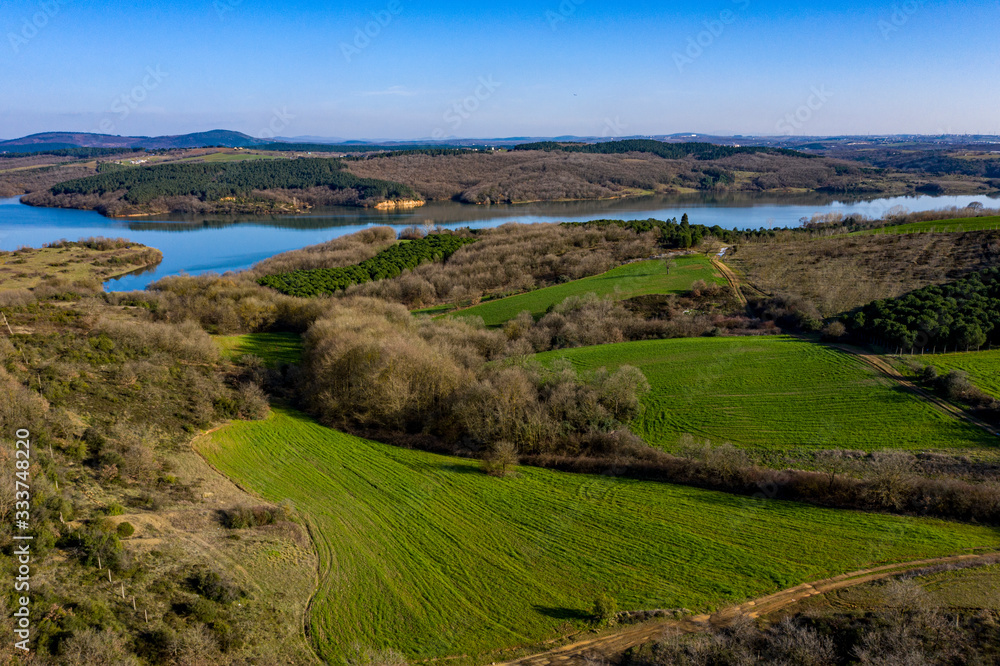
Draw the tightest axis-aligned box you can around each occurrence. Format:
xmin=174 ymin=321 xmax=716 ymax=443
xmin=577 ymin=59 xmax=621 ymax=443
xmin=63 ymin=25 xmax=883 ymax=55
xmin=1 ymin=0 xmax=998 ymax=139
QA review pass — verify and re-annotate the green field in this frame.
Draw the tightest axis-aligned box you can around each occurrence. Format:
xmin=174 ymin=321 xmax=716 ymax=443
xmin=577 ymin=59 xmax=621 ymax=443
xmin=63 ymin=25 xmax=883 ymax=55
xmin=440 ymin=256 xmax=724 ymax=327
xmin=857 ymin=215 xmax=1000 ymax=235
xmin=537 ymin=336 xmax=995 ymax=452
xmin=197 ymin=407 xmax=1000 ymax=662
xmin=804 ymin=563 xmax=1000 ymax=614
xmin=214 ymin=332 xmax=303 ymax=366
xmin=172 ymin=151 xmax=287 ymax=163
xmin=909 ymin=349 xmax=1000 ymax=398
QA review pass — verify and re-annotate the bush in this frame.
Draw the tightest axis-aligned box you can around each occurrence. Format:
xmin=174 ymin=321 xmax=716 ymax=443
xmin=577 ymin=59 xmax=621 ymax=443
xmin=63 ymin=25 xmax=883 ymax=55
xmin=188 ymin=568 xmax=243 ymax=604
xmin=592 ymin=593 xmax=619 ymax=626
xmin=821 ymin=321 xmax=846 ymax=340
xmin=116 ymin=522 xmax=135 ymax=538
xmin=482 ymin=441 xmax=519 ymax=477
xmin=224 ymin=504 xmax=283 ymax=529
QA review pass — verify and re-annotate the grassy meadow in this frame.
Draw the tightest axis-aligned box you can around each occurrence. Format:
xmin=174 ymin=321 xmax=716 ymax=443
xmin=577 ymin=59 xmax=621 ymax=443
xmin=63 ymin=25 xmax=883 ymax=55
xmin=214 ymin=332 xmax=303 ymax=366
xmin=437 ymin=255 xmax=724 ymax=327
xmin=536 ymin=336 xmax=995 ymax=452
xmin=196 ymin=407 xmax=1000 ymax=663
xmin=0 ymin=243 xmax=162 ymax=289
xmin=908 ymin=349 xmax=1000 ymax=398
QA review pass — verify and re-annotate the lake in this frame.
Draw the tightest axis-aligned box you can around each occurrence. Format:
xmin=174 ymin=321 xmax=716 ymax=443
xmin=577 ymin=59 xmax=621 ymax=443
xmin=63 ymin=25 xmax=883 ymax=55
xmin=1 ymin=192 xmax=997 ymax=292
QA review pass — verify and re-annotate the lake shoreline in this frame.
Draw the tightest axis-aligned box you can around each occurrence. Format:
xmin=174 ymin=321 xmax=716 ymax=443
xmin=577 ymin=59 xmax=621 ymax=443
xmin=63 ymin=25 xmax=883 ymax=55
xmin=3 ymin=193 xmax=999 ymax=293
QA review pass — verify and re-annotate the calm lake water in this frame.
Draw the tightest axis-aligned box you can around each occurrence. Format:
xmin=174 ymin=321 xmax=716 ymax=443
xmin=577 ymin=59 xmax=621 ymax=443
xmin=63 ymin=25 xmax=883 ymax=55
xmin=1 ymin=192 xmax=998 ymax=292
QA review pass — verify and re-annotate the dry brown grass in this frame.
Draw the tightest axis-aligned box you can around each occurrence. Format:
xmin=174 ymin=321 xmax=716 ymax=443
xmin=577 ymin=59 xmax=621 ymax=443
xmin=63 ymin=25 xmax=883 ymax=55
xmin=732 ymin=230 xmax=1000 ymax=315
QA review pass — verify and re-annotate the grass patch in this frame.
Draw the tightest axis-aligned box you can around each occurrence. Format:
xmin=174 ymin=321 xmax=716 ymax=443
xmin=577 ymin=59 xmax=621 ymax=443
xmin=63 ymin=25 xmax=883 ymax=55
xmin=214 ymin=332 xmax=303 ymax=366
xmin=857 ymin=216 xmax=1000 ymax=235
xmin=908 ymin=349 xmax=1000 ymax=398
xmin=536 ymin=336 xmax=995 ymax=452
xmin=443 ymin=256 xmax=723 ymax=327
xmin=197 ymin=406 xmax=999 ymax=663
xmin=172 ymin=151 xmax=287 ymax=163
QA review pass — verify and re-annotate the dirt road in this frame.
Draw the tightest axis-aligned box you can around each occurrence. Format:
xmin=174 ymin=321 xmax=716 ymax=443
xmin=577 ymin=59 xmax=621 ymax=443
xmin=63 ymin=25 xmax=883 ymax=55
xmin=501 ymin=552 xmax=1000 ymax=666
xmin=711 ymin=257 xmax=747 ymax=306
xmin=828 ymin=343 xmax=1000 ymax=438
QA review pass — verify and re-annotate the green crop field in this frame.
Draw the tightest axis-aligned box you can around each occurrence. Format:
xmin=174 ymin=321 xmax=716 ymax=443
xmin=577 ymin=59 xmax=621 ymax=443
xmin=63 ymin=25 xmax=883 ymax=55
xmin=442 ymin=256 xmax=724 ymax=327
xmin=197 ymin=407 xmax=999 ymax=663
xmin=909 ymin=349 xmax=1000 ymax=398
xmin=856 ymin=215 xmax=1000 ymax=235
xmin=173 ymin=151 xmax=286 ymax=163
xmin=214 ymin=332 xmax=303 ymax=366
xmin=536 ymin=336 xmax=995 ymax=452
xmin=802 ymin=563 xmax=1000 ymax=614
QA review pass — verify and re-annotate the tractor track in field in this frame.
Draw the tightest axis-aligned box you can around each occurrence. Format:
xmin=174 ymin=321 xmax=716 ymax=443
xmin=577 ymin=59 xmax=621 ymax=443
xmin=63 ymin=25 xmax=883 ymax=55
xmin=827 ymin=344 xmax=1000 ymax=438
xmin=712 ymin=255 xmax=768 ymax=306
xmin=499 ymin=552 xmax=1000 ymax=666
xmin=711 ymin=257 xmax=747 ymax=306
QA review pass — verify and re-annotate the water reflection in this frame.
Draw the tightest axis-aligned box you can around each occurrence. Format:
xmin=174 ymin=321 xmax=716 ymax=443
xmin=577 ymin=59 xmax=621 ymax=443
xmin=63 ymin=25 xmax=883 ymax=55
xmin=1 ymin=192 xmax=998 ymax=291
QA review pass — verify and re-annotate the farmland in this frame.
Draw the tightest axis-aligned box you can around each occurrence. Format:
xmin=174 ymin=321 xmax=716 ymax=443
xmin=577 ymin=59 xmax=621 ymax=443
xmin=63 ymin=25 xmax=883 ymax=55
xmin=909 ymin=349 xmax=1000 ymax=398
xmin=196 ymin=407 xmax=1000 ymax=663
xmin=859 ymin=215 xmax=1000 ymax=235
xmin=536 ymin=336 xmax=995 ymax=452
xmin=444 ymin=256 xmax=724 ymax=327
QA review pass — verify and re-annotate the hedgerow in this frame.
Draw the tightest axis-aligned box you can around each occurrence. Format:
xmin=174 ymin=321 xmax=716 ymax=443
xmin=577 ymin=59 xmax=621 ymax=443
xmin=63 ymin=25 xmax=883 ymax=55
xmin=257 ymin=234 xmax=478 ymax=297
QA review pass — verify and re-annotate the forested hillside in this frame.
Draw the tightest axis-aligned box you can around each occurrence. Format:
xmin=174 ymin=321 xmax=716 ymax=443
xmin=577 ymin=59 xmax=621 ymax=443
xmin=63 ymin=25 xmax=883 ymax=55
xmin=22 ymin=158 xmax=419 ymax=216
xmin=847 ymin=268 xmax=1000 ymax=350
xmin=345 ymin=143 xmax=961 ymax=205
xmin=512 ymin=139 xmax=812 ymax=160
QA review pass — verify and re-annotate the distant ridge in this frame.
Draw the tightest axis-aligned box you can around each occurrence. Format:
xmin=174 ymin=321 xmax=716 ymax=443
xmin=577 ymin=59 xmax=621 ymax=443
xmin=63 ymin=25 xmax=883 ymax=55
xmin=0 ymin=130 xmax=267 ymax=152
xmin=3 ymin=130 xmax=1000 ymax=155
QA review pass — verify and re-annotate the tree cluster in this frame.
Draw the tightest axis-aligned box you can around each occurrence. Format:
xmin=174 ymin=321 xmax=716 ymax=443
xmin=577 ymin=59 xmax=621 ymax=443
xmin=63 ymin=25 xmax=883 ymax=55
xmin=847 ymin=267 xmax=1000 ymax=350
xmin=512 ymin=139 xmax=813 ymax=161
xmin=47 ymin=157 xmax=417 ymax=205
xmin=257 ymin=234 xmax=478 ymax=297
xmin=563 ymin=216 xmax=777 ymax=248
xmin=0 ymin=146 xmax=144 ymax=159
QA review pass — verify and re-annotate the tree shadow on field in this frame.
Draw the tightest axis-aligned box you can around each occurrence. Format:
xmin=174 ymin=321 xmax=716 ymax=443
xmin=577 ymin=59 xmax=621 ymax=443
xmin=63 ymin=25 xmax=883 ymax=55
xmin=534 ymin=605 xmax=593 ymax=622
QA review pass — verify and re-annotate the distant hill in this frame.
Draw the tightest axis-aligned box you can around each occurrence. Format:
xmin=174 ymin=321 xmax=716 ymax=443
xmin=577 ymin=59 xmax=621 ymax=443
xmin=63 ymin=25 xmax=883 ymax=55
xmin=0 ymin=130 xmax=267 ymax=152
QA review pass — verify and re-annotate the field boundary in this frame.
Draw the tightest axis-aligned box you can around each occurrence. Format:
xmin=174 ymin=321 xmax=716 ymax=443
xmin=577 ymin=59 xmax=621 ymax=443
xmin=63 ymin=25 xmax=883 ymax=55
xmin=190 ymin=421 xmax=325 ymax=666
xmin=827 ymin=343 xmax=1000 ymax=438
xmin=501 ymin=551 xmax=1000 ymax=666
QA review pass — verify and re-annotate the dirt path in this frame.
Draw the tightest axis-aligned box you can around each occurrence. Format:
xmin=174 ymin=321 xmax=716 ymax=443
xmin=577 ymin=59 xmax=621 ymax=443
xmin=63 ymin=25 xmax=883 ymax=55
xmin=828 ymin=343 xmax=1000 ymax=438
xmin=501 ymin=552 xmax=1000 ymax=666
xmin=711 ymin=257 xmax=747 ymax=306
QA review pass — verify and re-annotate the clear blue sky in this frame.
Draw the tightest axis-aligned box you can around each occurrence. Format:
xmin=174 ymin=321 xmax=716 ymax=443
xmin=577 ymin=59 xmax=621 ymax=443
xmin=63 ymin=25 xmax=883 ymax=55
xmin=1 ymin=0 xmax=997 ymax=140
